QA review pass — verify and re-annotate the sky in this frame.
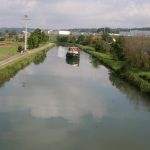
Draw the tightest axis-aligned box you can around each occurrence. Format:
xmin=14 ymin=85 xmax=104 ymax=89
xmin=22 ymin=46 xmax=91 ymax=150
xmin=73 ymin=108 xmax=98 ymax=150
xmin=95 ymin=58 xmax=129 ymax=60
xmin=0 ymin=0 xmax=150 ymax=29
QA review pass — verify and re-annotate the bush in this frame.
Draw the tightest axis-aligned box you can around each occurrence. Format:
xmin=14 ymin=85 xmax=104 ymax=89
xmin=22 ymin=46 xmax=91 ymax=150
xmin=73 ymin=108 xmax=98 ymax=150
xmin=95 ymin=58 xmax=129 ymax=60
xmin=18 ymin=45 xmax=24 ymax=53
xmin=57 ymin=36 xmax=69 ymax=43
xmin=94 ymin=40 xmax=111 ymax=53
xmin=28 ymin=28 xmax=49 ymax=49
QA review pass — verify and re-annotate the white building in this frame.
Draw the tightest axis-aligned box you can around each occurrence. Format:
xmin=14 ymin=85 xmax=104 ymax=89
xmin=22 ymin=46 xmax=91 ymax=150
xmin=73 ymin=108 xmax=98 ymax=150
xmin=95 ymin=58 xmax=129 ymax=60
xmin=59 ymin=31 xmax=71 ymax=35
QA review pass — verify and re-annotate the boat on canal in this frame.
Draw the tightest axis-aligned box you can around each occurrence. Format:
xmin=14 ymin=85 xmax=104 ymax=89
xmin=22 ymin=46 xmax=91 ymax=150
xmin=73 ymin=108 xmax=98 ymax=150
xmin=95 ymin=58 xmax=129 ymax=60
xmin=66 ymin=47 xmax=80 ymax=57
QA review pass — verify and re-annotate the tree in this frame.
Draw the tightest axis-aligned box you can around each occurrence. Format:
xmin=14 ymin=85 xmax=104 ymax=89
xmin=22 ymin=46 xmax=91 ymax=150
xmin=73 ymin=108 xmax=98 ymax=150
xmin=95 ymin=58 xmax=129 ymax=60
xmin=57 ymin=35 xmax=69 ymax=43
xmin=93 ymin=40 xmax=111 ymax=53
xmin=76 ymin=35 xmax=85 ymax=44
xmin=124 ymin=36 xmax=150 ymax=69
xmin=97 ymin=27 xmax=111 ymax=33
xmin=112 ymin=36 xmax=125 ymax=60
xmin=28 ymin=28 xmax=48 ymax=49
xmin=93 ymin=40 xmax=101 ymax=51
xmin=68 ymin=35 xmax=76 ymax=43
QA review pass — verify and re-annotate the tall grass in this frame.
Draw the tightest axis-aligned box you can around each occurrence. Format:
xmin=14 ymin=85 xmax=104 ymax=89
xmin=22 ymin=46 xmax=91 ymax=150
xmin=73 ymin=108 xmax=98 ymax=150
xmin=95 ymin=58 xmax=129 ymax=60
xmin=77 ymin=44 xmax=123 ymax=71
xmin=79 ymin=44 xmax=150 ymax=94
xmin=120 ymin=71 xmax=150 ymax=93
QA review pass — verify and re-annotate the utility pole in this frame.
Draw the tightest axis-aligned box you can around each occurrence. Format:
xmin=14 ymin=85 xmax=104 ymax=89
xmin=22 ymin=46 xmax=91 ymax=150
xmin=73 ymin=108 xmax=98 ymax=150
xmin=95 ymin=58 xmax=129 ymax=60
xmin=24 ymin=15 xmax=30 ymax=51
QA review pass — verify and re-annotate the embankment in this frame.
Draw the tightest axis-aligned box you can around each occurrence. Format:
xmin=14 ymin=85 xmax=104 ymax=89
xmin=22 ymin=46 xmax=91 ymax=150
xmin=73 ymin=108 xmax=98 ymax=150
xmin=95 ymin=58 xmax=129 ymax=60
xmin=77 ymin=44 xmax=150 ymax=94
xmin=0 ymin=43 xmax=55 ymax=86
xmin=0 ymin=43 xmax=55 ymax=69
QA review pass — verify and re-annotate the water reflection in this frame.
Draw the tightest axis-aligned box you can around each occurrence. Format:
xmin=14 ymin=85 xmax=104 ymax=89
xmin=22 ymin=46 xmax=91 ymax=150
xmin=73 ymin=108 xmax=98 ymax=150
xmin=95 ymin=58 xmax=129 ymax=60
xmin=0 ymin=46 xmax=150 ymax=150
xmin=0 ymin=50 xmax=47 ymax=87
xmin=0 ymin=77 xmax=107 ymax=123
xmin=33 ymin=50 xmax=47 ymax=65
xmin=89 ymin=55 xmax=100 ymax=68
xmin=89 ymin=55 xmax=150 ymax=110
xmin=57 ymin=46 xmax=66 ymax=58
xmin=66 ymin=56 xmax=80 ymax=67
xmin=109 ymin=72 xmax=150 ymax=111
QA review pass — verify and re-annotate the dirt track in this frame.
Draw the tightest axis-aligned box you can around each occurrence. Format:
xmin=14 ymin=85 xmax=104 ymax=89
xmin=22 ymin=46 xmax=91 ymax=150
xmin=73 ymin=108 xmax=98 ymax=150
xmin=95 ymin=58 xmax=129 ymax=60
xmin=0 ymin=43 xmax=55 ymax=69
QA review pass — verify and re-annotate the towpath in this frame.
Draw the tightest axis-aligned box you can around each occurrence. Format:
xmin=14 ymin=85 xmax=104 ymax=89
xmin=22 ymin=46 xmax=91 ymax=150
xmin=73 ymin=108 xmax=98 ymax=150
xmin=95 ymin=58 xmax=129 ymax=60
xmin=0 ymin=43 xmax=55 ymax=69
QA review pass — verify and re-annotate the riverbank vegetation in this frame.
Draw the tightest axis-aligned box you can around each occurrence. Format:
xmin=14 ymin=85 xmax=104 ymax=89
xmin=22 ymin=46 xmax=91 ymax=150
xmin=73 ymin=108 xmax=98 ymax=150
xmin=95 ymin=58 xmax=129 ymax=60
xmin=0 ymin=38 xmax=21 ymax=61
xmin=28 ymin=28 xmax=49 ymax=49
xmin=0 ymin=47 xmax=50 ymax=87
xmin=57 ymin=34 xmax=150 ymax=94
xmin=0 ymin=28 xmax=50 ymax=62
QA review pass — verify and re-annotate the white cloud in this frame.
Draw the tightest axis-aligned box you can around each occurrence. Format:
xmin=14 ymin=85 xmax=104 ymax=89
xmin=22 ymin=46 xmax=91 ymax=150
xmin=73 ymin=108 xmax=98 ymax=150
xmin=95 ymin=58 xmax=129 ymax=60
xmin=0 ymin=0 xmax=150 ymax=28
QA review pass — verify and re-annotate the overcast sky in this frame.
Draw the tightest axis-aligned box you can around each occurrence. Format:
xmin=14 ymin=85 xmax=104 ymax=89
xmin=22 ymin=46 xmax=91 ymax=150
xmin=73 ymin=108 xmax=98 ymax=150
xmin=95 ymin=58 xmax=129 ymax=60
xmin=0 ymin=0 xmax=150 ymax=29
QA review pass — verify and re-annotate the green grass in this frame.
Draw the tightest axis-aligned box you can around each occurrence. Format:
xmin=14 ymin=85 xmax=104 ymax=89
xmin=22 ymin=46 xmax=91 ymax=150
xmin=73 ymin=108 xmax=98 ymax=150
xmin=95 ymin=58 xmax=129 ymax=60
xmin=0 ymin=44 xmax=55 ymax=87
xmin=91 ymin=51 xmax=123 ymax=71
xmin=76 ymin=44 xmax=150 ymax=94
xmin=49 ymin=34 xmax=57 ymax=42
xmin=0 ymin=47 xmax=18 ymax=61
xmin=77 ymin=44 xmax=124 ymax=71
xmin=132 ymin=70 xmax=150 ymax=83
xmin=0 ymin=51 xmax=40 ymax=87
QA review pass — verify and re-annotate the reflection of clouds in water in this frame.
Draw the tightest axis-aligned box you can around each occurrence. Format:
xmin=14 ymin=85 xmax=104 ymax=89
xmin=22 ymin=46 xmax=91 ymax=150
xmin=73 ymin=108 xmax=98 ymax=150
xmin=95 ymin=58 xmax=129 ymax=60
xmin=57 ymin=46 xmax=66 ymax=58
xmin=46 ymin=62 xmax=111 ymax=88
xmin=0 ymin=47 xmax=109 ymax=123
xmin=0 ymin=85 xmax=107 ymax=123
xmin=24 ymin=67 xmax=34 ymax=75
xmin=8 ymin=67 xmax=34 ymax=88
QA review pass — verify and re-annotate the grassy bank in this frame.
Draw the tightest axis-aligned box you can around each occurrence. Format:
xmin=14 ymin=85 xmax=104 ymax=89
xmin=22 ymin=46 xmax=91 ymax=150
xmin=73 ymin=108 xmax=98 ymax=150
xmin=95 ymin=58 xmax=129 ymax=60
xmin=76 ymin=44 xmax=150 ymax=94
xmin=78 ymin=44 xmax=123 ymax=71
xmin=0 ymin=47 xmax=18 ymax=61
xmin=0 ymin=43 xmax=55 ymax=69
xmin=0 ymin=39 xmax=24 ymax=61
xmin=0 ymin=43 xmax=55 ymax=86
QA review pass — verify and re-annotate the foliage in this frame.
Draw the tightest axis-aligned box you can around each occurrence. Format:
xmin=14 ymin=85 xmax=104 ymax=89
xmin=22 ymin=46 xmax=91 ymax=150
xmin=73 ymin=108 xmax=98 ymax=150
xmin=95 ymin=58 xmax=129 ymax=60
xmin=121 ymin=71 xmax=150 ymax=93
xmin=8 ymin=30 xmax=17 ymax=38
xmin=33 ymin=50 xmax=47 ymax=65
xmin=97 ymin=27 xmax=111 ymax=33
xmin=112 ymin=36 xmax=125 ymax=60
xmin=68 ymin=35 xmax=76 ymax=43
xmin=124 ymin=36 xmax=150 ymax=69
xmin=0 ymin=43 xmax=54 ymax=87
xmin=57 ymin=35 xmax=69 ymax=43
xmin=17 ymin=45 xmax=24 ymax=53
xmin=57 ymin=34 xmax=150 ymax=94
xmin=48 ymin=34 xmax=57 ymax=43
xmin=78 ymin=44 xmax=122 ymax=71
xmin=28 ymin=28 xmax=49 ymax=49
xmin=94 ymin=40 xmax=111 ymax=53
xmin=101 ymin=32 xmax=113 ymax=43
xmin=81 ymin=44 xmax=150 ymax=94
xmin=76 ymin=35 xmax=85 ymax=44
xmin=57 ymin=34 xmax=150 ymax=70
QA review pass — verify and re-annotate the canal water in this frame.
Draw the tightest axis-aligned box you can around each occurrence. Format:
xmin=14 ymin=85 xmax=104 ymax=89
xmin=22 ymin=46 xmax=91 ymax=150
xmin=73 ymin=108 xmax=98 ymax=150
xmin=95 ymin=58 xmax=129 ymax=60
xmin=0 ymin=46 xmax=150 ymax=150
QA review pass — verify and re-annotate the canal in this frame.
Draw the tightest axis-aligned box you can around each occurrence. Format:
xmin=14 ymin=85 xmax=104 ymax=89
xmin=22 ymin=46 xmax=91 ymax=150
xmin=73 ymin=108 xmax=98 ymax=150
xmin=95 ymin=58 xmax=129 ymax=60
xmin=0 ymin=46 xmax=150 ymax=150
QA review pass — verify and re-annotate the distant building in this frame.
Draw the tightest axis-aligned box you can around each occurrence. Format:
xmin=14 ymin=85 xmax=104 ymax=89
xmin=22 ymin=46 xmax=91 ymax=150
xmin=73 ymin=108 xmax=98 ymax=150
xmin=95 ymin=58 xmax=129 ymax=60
xmin=48 ymin=30 xmax=59 ymax=35
xmin=109 ymin=33 xmax=120 ymax=36
xmin=59 ymin=31 xmax=71 ymax=35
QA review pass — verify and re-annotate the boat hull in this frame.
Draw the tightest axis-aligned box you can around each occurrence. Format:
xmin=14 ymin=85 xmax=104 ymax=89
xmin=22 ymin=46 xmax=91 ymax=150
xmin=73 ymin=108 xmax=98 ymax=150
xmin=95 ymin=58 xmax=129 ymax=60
xmin=66 ymin=47 xmax=80 ymax=58
xmin=66 ymin=52 xmax=80 ymax=57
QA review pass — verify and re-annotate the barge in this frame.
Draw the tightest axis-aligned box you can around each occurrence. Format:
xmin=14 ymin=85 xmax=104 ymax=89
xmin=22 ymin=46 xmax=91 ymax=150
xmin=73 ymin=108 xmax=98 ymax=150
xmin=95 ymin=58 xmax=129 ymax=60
xmin=66 ymin=47 xmax=80 ymax=57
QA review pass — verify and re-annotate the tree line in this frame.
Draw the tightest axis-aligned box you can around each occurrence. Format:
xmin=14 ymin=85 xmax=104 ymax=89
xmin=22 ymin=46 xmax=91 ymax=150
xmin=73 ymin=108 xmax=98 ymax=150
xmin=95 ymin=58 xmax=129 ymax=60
xmin=28 ymin=28 xmax=49 ymax=49
xmin=57 ymin=33 xmax=150 ymax=70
